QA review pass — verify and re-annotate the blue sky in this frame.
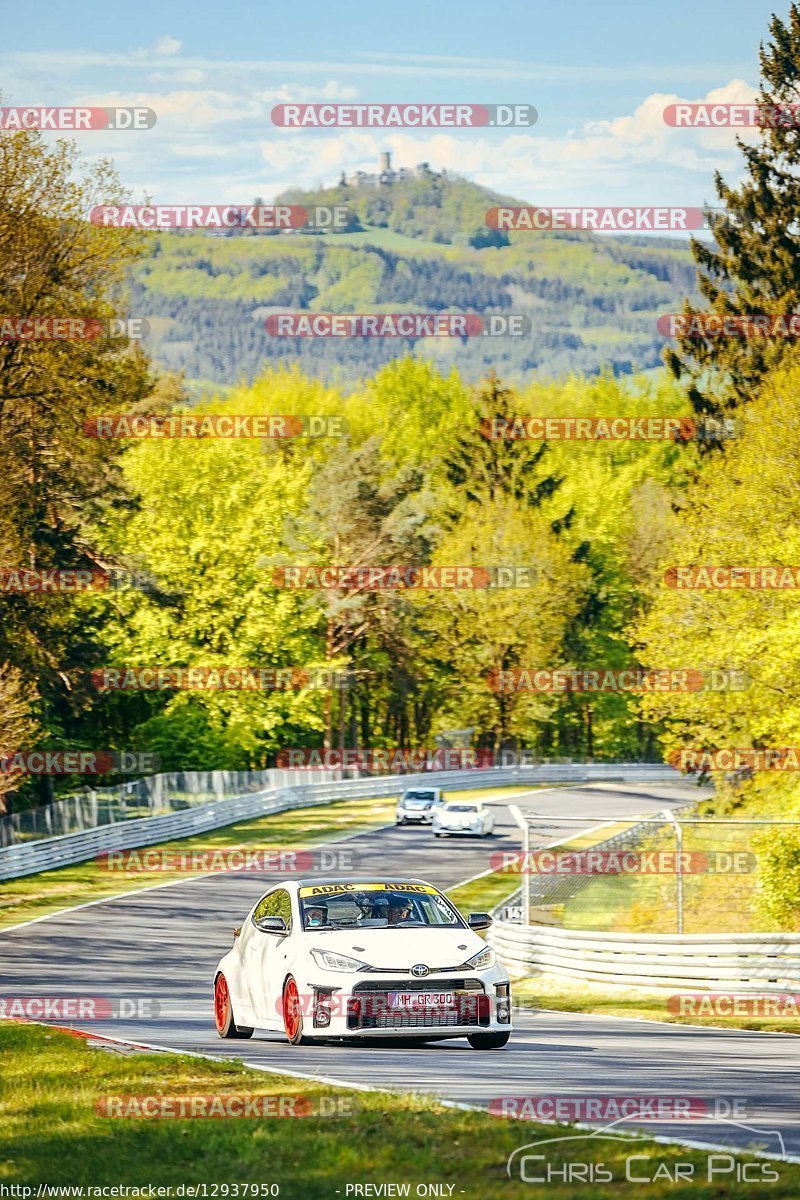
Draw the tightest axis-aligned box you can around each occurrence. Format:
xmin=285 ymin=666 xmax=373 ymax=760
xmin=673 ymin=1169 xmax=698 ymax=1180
xmin=0 ymin=0 xmax=790 ymax=219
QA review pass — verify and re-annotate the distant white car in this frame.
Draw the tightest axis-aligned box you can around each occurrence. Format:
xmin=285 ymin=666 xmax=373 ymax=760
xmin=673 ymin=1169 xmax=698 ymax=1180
xmin=213 ymin=877 xmax=511 ymax=1049
xmin=395 ymin=787 xmax=444 ymax=825
xmin=432 ymin=801 xmax=495 ymax=838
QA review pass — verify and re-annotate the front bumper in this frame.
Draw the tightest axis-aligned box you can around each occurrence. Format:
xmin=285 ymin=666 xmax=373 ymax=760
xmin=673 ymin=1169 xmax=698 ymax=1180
xmin=433 ymin=824 xmax=484 ymax=836
xmin=396 ymin=810 xmax=434 ymax=823
xmin=301 ymin=967 xmax=511 ymax=1039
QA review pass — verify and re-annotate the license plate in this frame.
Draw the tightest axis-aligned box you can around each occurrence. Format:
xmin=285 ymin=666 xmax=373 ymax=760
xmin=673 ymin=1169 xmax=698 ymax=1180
xmin=389 ymin=991 xmax=455 ymax=1009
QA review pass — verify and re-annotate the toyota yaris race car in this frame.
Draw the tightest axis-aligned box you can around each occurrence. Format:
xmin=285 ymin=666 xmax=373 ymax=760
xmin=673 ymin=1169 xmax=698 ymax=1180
xmin=213 ymin=877 xmax=511 ymax=1048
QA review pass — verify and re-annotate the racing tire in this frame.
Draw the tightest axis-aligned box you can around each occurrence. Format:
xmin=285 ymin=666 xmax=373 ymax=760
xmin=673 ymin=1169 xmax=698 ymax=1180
xmin=467 ymin=1031 xmax=510 ymax=1050
xmin=283 ymin=975 xmax=311 ymax=1045
xmin=214 ymin=973 xmax=253 ymax=1039
xmin=433 ymin=832 xmax=442 ymax=838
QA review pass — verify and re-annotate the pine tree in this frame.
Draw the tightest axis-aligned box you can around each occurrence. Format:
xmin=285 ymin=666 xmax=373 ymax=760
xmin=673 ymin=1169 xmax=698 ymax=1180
xmin=666 ymin=3 xmax=800 ymax=415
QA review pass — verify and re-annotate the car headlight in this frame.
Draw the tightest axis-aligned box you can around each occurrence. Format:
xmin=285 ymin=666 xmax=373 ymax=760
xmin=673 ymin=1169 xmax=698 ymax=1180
xmin=310 ymin=949 xmax=370 ymax=972
xmin=464 ymin=947 xmax=496 ymax=969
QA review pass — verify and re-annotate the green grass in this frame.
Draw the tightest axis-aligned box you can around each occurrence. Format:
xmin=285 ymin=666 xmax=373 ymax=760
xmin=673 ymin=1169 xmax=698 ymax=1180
xmin=445 ymin=818 xmax=638 ymax=917
xmin=1 ymin=1023 xmax=794 ymax=1196
xmin=514 ymin=975 xmax=800 ymax=1035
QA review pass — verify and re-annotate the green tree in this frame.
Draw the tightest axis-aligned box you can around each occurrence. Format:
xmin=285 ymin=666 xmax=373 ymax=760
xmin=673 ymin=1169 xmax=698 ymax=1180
xmin=665 ymin=3 xmax=800 ymax=415
xmin=0 ymin=123 xmax=152 ymax=800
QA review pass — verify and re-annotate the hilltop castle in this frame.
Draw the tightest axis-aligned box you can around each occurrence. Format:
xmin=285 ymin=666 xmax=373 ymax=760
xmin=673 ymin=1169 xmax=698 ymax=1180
xmin=339 ymin=152 xmax=442 ymax=189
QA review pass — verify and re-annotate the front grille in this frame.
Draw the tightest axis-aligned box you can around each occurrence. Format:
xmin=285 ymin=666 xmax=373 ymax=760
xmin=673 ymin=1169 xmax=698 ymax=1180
xmin=354 ymin=976 xmax=482 ymax=990
xmin=348 ymin=979 xmax=489 ymax=1030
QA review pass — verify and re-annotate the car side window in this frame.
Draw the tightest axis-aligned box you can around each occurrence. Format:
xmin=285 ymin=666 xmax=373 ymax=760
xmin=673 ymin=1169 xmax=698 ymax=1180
xmin=252 ymin=888 xmax=293 ymax=931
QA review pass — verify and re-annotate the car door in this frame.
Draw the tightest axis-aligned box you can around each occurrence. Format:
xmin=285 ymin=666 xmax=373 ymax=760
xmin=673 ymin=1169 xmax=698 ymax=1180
xmin=246 ymin=888 xmax=293 ymax=1025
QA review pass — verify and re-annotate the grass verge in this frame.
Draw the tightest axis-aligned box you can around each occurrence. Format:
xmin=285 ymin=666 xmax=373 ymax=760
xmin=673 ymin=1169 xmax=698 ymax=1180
xmin=513 ymin=974 xmax=800 ymax=1035
xmin=0 ymin=1023 xmax=794 ymax=1196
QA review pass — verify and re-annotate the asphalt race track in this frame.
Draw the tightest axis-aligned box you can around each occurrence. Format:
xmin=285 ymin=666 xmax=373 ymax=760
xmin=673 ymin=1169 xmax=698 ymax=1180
xmin=2 ymin=782 xmax=799 ymax=1162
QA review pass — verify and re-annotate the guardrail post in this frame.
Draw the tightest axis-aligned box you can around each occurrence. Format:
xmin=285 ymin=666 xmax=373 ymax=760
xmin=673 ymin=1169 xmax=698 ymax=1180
xmin=508 ymin=804 xmax=530 ymax=923
xmin=661 ymin=807 xmax=684 ymax=935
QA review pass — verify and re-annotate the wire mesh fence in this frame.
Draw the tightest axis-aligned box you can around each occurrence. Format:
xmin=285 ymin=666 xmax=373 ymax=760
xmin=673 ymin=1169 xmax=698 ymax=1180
xmin=0 ymin=768 xmax=337 ymax=848
xmin=502 ymin=812 xmax=800 ymax=936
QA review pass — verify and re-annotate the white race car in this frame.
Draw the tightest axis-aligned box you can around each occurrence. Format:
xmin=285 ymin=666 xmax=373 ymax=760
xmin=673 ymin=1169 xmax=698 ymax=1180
xmin=395 ymin=787 xmax=444 ymax=825
xmin=213 ymin=877 xmax=511 ymax=1049
xmin=432 ymin=801 xmax=495 ymax=838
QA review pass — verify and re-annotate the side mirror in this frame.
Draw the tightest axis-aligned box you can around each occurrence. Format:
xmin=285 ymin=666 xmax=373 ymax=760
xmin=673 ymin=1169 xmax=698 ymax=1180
xmin=255 ymin=915 xmax=288 ymax=935
xmin=468 ymin=912 xmax=493 ymax=931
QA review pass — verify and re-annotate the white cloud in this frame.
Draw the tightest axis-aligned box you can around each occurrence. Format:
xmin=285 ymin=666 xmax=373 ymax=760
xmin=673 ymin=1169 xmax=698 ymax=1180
xmin=154 ymin=36 xmax=182 ymax=57
xmin=254 ymin=80 xmax=757 ymax=210
xmin=147 ymin=68 xmax=207 ymax=84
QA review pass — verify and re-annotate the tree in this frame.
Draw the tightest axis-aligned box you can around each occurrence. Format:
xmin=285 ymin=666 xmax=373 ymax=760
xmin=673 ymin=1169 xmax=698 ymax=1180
xmin=0 ymin=123 xmax=153 ymax=800
xmin=0 ymin=663 xmax=39 ymax=811
xmin=665 ymin=3 xmax=800 ymax=416
xmin=635 ymin=349 xmax=800 ymax=810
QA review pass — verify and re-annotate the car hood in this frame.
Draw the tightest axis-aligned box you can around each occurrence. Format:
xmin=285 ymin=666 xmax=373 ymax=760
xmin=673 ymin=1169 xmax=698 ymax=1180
xmin=437 ymin=810 xmax=480 ymax=823
xmin=305 ymin=926 xmax=487 ymax=970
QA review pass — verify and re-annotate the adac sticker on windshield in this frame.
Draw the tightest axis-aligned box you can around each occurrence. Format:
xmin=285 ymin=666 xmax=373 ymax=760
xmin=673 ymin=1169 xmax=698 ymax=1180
xmin=298 ymin=881 xmax=437 ymax=897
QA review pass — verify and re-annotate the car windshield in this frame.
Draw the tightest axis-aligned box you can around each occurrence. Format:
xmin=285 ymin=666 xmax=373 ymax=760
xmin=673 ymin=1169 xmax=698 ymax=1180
xmin=403 ymin=792 xmax=436 ymax=804
xmin=299 ymin=883 xmax=462 ymax=930
xmin=447 ymin=805 xmax=478 ymax=813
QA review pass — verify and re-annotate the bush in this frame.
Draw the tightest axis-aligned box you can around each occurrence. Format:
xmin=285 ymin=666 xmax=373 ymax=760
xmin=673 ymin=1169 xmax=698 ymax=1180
xmin=754 ymin=829 xmax=800 ymax=930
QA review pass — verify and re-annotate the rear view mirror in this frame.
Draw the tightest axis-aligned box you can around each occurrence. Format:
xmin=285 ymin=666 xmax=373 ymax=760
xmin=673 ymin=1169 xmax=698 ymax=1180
xmin=256 ymin=916 xmax=288 ymax=934
xmin=468 ymin=912 xmax=493 ymax=931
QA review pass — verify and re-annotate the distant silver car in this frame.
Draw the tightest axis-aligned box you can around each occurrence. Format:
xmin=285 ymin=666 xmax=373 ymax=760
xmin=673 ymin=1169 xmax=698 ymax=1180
xmin=395 ymin=787 xmax=445 ymax=825
xmin=433 ymin=801 xmax=495 ymax=838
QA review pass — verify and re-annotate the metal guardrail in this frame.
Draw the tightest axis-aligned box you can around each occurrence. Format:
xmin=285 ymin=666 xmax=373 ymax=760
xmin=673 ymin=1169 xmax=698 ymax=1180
xmin=0 ymin=762 xmax=680 ymax=880
xmin=487 ymin=921 xmax=800 ymax=991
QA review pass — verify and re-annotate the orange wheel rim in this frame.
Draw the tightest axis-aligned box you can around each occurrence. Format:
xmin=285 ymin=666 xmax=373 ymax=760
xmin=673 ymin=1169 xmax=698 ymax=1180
xmin=284 ymin=979 xmax=301 ymax=1040
xmin=214 ymin=975 xmax=229 ymax=1031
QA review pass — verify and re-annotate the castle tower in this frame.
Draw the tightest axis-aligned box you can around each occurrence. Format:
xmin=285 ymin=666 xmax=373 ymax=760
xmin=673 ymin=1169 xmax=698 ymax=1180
xmin=379 ymin=151 xmax=391 ymax=173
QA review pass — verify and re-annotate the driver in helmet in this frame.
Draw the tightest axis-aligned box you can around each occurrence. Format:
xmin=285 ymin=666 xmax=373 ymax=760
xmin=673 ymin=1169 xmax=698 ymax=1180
xmin=387 ymin=896 xmax=414 ymax=925
xmin=304 ymin=903 xmax=328 ymax=929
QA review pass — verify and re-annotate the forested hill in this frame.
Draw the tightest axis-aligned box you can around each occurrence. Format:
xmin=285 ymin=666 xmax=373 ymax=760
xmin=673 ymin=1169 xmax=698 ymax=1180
xmin=131 ymin=168 xmax=699 ymax=391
